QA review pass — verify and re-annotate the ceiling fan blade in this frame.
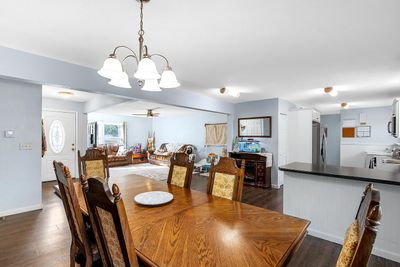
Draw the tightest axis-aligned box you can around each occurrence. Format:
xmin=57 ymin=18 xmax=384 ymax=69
xmin=131 ymin=113 xmax=148 ymax=116
xmin=150 ymin=107 xmax=162 ymax=111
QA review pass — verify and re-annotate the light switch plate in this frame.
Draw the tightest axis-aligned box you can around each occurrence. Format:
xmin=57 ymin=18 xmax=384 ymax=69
xmin=19 ymin=143 xmax=32 ymax=150
xmin=4 ymin=130 xmax=15 ymax=138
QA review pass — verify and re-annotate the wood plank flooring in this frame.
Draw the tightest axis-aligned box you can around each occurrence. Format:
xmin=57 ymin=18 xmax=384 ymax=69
xmin=0 ymin=174 xmax=398 ymax=267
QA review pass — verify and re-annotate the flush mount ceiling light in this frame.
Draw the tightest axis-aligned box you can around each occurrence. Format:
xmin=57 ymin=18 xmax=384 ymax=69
xmin=341 ymin=102 xmax=349 ymax=109
xmin=220 ymin=87 xmax=240 ymax=98
xmin=324 ymin=87 xmax=338 ymax=97
xmin=98 ymin=0 xmax=180 ymax=91
xmin=58 ymin=91 xmax=74 ymax=98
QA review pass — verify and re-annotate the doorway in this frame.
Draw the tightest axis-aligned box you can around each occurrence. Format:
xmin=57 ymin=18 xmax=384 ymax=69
xmin=41 ymin=110 xmax=77 ymax=181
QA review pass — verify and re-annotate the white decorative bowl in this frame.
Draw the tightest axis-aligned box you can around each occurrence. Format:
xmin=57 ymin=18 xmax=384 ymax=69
xmin=134 ymin=191 xmax=174 ymax=206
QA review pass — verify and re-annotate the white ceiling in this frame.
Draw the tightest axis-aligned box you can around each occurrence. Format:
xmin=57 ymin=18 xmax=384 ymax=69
xmin=2 ymin=0 xmax=400 ymax=113
xmin=94 ymin=100 xmax=200 ymax=117
xmin=42 ymin=85 xmax=98 ymax=102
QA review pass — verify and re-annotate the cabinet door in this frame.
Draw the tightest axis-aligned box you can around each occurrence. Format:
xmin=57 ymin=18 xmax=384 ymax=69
xmin=256 ymin=162 xmax=265 ymax=185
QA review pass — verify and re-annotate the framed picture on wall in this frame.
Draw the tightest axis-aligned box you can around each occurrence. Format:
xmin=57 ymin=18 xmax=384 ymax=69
xmin=356 ymin=126 xmax=371 ymax=137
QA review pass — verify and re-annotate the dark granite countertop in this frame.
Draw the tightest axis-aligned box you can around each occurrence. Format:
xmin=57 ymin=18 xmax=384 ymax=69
xmin=279 ymin=162 xmax=400 ymax=186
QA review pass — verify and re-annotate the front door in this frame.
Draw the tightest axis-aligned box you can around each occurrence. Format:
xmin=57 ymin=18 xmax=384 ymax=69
xmin=42 ymin=110 xmax=77 ymax=181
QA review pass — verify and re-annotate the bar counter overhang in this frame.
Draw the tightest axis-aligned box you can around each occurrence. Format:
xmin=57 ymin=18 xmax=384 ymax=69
xmin=280 ymin=162 xmax=400 ymax=263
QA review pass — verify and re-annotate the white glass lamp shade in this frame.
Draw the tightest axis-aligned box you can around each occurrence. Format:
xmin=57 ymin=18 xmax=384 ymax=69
xmin=98 ymin=56 xmax=125 ymax=80
xmin=108 ymin=72 xmax=131 ymax=88
xmin=159 ymin=69 xmax=180 ymax=88
xmin=134 ymin=57 xmax=161 ymax=80
xmin=141 ymin=79 xmax=162 ymax=92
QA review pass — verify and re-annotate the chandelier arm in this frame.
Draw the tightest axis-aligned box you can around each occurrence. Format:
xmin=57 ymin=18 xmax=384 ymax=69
xmin=121 ymin=54 xmax=139 ymax=66
xmin=112 ymin=46 xmax=138 ymax=59
xmin=149 ymin=53 xmax=171 ymax=68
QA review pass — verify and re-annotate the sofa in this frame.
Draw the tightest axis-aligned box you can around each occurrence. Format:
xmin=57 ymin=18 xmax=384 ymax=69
xmin=149 ymin=143 xmax=195 ymax=166
xmin=97 ymin=144 xmax=132 ymax=167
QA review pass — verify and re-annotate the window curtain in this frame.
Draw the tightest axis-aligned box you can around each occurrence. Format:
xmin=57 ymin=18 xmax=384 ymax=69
xmin=123 ymin=122 xmax=127 ymax=147
xmin=205 ymin=123 xmax=227 ymax=146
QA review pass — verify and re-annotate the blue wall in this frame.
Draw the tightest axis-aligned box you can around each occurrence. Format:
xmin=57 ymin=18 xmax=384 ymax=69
xmin=234 ymin=98 xmax=279 ymax=185
xmin=320 ymin=114 xmax=341 ymax=166
xmin=0 ymin=78 xmax=42 ymax=216
xmin=152 ymin=111 xmax=228 ymax=160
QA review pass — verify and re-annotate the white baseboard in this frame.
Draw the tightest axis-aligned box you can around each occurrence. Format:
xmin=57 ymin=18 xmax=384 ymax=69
xmin=308 ymin=228 xmax=400 ymax=263
xmin=271 ymin=184 xmax=281 ymax=189
xmin=0 ymin=204 xmax=43 ymax=217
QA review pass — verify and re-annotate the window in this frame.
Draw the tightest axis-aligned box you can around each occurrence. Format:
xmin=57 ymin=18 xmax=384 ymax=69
xmin=49 ymin=120 xmax=65 ymax=153
xmin=103 ymin=122 xmax=125 ymax=145
xmin=205 ymin=123 xmax=227 ymax=146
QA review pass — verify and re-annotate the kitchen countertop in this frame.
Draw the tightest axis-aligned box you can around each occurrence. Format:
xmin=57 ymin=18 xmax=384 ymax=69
xmin=279 ymin=162 xmax=400 ymax=186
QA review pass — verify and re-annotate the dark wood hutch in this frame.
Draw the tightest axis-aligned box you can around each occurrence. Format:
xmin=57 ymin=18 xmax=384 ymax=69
xmin=229 ymin=152 xmax=271 ymax=188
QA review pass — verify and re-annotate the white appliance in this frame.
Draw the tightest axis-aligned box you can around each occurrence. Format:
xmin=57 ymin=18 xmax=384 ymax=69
xmin=388 ymin=99 xmax=399 ymax=138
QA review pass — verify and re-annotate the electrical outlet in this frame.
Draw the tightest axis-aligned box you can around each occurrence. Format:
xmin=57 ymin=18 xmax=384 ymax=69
xmin=19 ymin=143 xmax=32 ymax=150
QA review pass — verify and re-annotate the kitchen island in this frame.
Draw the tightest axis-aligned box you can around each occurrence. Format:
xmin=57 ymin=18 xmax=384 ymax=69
xmin=280 ymin=162 xmax=400 ymax=263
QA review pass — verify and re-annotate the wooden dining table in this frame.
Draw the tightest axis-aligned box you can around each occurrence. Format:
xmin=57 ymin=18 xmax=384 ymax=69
xmin=73 ymin=174 xmax=310 ymax=267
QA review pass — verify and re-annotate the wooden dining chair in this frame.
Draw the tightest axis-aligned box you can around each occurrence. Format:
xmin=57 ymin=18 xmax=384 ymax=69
xmin=207 ymin=157 xmax=245 ymax=201
xmin=53 ymin=161 xmax=98 ymax=267
xmin=78 ymin=148 xmax=110 ymax=183
xmin=336 ymin=184 xmax=382 ymax=267
xmin=167 ymin=152 xmax=195 ymax=188
xmin=82 ymin=178 xmax=155 ymax=267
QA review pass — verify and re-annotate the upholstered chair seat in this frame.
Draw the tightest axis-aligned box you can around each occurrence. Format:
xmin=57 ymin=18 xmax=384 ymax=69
xmin=82 ymin=178 xmax=156 ymax=267
xmin=333 ymin=184 xmax=382 ymax=267
xmin=53 ymin=161 xmax=99 ymax=267
xmin=207 ymin=157 xmax=245 ymax=201
xmin=167 ymin=153 xmax=194 ymax=188
xmin=78 ymin=148 xmax=110 ymax=183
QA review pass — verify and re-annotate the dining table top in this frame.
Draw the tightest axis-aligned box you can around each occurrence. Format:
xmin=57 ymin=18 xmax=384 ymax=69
xmin=73 ymin=175 xmax=310 ymax=267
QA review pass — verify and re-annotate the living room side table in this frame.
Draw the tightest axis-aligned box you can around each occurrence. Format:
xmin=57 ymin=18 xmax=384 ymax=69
xmin=131 ymin=153 xmax=148 ymax=164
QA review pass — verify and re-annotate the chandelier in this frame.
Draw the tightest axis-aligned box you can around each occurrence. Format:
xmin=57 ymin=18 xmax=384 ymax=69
xmin=98 ymin=0 xmax=180 ymax=91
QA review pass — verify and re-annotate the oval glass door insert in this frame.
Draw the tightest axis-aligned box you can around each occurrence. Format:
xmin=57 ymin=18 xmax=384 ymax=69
xmin=49 ymin=120 xmax=65 ymax=153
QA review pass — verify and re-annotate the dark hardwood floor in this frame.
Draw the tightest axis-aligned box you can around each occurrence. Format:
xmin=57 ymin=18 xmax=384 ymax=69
xmin=0 ymin=174 xmax=398 ymax=267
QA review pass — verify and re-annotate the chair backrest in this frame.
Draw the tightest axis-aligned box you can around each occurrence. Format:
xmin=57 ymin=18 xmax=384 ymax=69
xmin=167 ymin=153 xmax=195 ymax=188
xmin=78 ymin=148 xmax=109 ymax=182
xmin=207 ymin=157 xmax=245 ymax=201
xmin=336 ymin=184 xmax=382 ymax=267
xmin=82 ymin=178 xmax=139 ymax=267
xmin=53 ymin=161 xmax=92 ymax=256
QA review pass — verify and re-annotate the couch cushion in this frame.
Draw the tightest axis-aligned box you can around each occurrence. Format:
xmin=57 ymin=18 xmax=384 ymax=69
xmin=107 ymin=144 xmax=120 ymax=155
xmin=165 ymin=143 xmax=184 ymax=153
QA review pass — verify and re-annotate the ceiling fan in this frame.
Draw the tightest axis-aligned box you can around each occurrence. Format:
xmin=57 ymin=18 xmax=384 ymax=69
xmin=132 ymin=108 xmax=161 ymax=117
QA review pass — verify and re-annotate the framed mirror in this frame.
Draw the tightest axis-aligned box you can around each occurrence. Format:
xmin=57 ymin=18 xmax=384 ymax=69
xmin=238 ymin=116 xmax=272 ymax=138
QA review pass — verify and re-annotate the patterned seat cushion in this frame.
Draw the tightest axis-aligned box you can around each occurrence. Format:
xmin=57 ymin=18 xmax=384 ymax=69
xmin=336 ymin=220 xmax=360 ymax=267
xmin=171 ymin=166 xmax=187 ymax=187
xmin=212 ymin=172 xmax=235 ymax=200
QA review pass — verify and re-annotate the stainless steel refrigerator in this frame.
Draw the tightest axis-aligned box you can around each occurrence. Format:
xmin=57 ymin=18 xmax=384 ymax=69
xmin=312 ymin=121 xmax=327 ymax=165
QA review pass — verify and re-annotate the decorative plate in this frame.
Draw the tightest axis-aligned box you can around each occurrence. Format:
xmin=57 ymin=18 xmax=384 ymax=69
xmin=134 ymin=191 xmax=174 ymax=206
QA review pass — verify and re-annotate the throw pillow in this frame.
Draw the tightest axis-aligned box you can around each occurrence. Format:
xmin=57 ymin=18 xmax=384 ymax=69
xmin=116 ymin=146 xmax=126 ymax=156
